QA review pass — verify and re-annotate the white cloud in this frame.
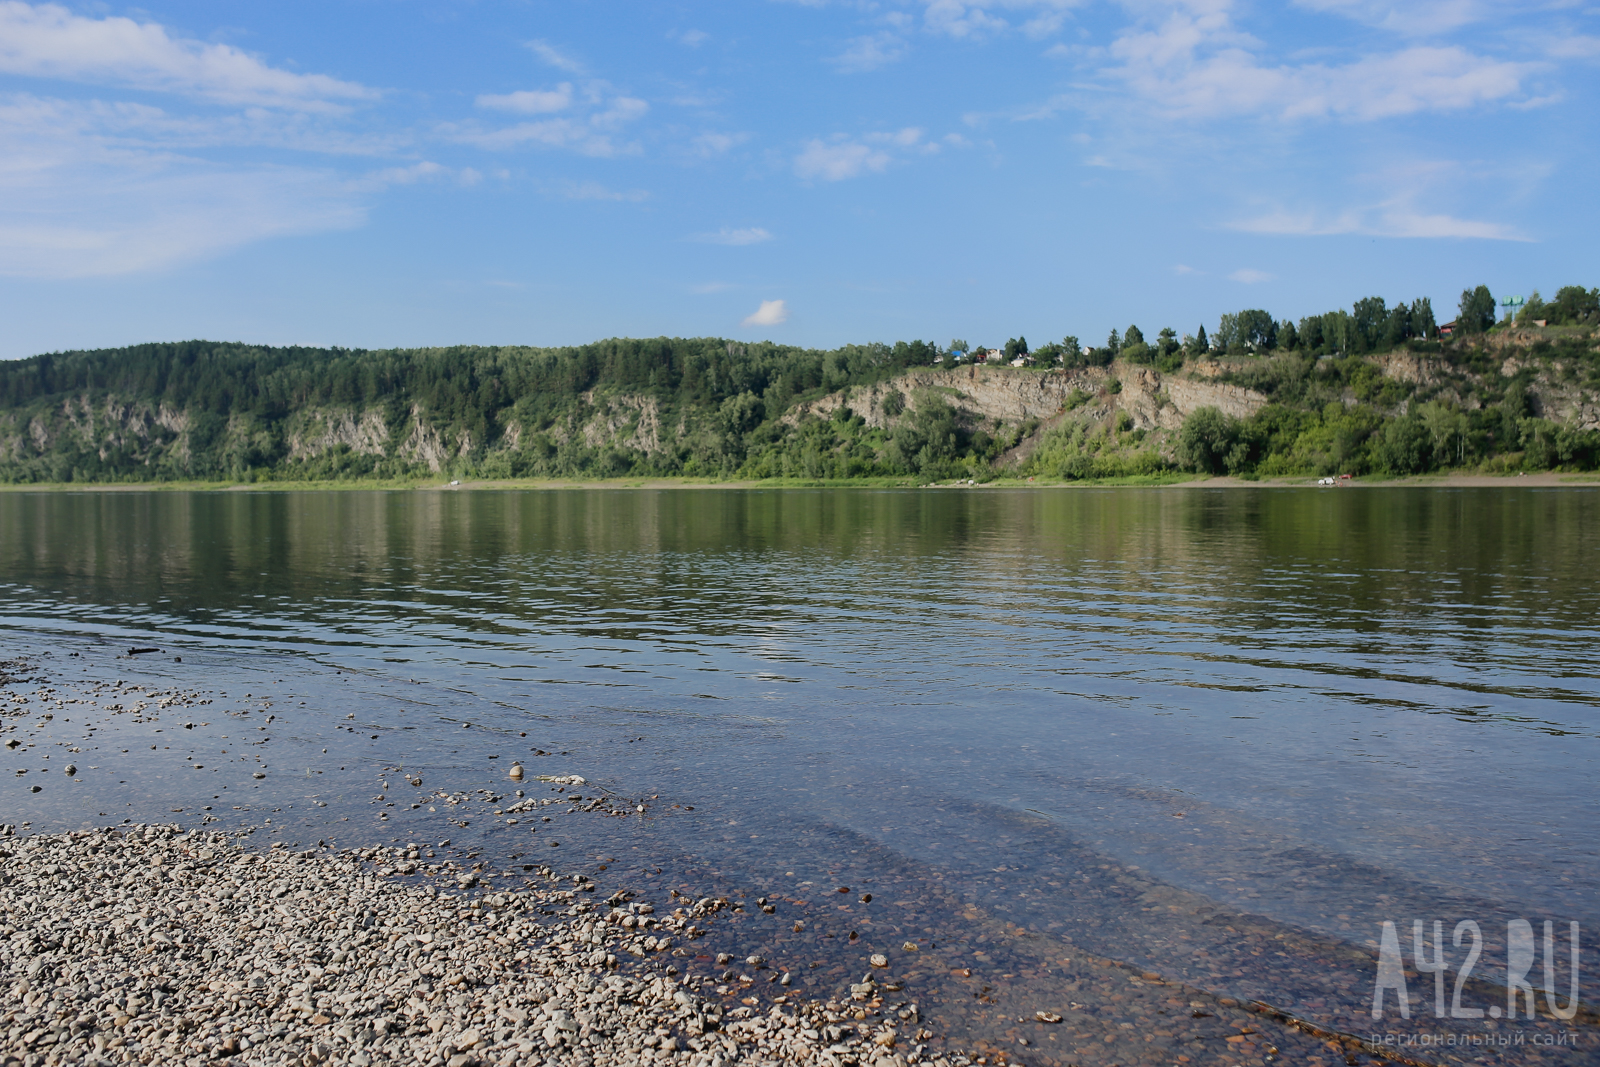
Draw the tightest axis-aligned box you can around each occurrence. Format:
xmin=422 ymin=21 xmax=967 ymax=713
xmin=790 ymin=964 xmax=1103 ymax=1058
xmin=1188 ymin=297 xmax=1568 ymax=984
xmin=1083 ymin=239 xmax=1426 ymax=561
xmin=794 ymin=127 xmax=926 ymax=179
xmin=742 ymin=299 xmax=790 ymax=327
xmin=918 ymin=0 xmax=1080 ymax=38
xmin=446 ymin=89 xmax=649 ymax=157
xmin=691 ymin=282 xmax=733 ymax=295
xmin=1229 ymin=268 xmax=1273 ymax=283
xmin=672 ymin=29 xmax=710 ymax=47
xmin=1231 ymin=205 xmax=1528 ymax=240
xmin=1293 ymin=0 xmax=1488 ymax=36
xmin=690 ymin=131 xmax=749 ymax=157
xmin=556 ymin=181 xmax=650 ymax=202
xmin=1106 ymin=7 xmax=1533 ymax=121
xmin=795 ymin=139 xmax=891 ymax=180
xmin=525 ymin=40 xmax=585 ymax=73
xmin=0 ymin=1 xmax=376 ymax=110
xmin=695 ymin=227 xmax=774 ymax=245
xmin=832 ymin=33 xmax=910 ymax=71
xmin=1173 ymin=263 xmax=1200 ymax=274
xmin=476 ymin=85 xmax=572 ymax=114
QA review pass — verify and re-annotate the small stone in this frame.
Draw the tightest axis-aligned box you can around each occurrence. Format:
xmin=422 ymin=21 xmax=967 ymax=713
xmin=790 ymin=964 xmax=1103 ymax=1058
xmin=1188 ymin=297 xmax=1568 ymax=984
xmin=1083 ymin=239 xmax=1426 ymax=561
xmin=1034 ymin=1011 xmax=1063 ymax=1024
xmin=902 ymin=942 xmax=919 ymax=952
xmin=870 ymin=954 xmax=888 ymax=968
xmin=252 ymin=772 xmax=266 ymax=779
xmin=64 ymin=764 xmax=76 ymax=776
xmin=509 ymin=764 xmax=524 ymax=780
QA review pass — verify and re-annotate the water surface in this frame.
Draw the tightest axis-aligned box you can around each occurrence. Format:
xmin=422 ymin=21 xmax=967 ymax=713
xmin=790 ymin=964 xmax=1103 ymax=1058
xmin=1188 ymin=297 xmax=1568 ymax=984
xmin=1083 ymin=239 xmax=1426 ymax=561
xmin=2 ymin=487 xmax=1596 ymax=1064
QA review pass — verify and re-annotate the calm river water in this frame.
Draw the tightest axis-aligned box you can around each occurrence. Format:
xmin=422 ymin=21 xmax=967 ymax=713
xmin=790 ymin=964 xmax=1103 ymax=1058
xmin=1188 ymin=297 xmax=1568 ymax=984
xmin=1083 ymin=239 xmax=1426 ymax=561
xmin=2 ymin=487 xmax=1596 ymax=1065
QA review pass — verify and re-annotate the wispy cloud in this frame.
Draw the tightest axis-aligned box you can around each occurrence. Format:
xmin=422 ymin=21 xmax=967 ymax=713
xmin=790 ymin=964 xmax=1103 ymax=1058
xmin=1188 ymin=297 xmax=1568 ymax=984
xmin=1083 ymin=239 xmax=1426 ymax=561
xmin=1231 ymin=205 xmax=1528 ymax=240
xmin=476 ymin=85 xmax=572 ymax=115
xmin=0 ymin=104 xmax=364 ymax=277
xmin=690 ymin=131 xmax=750 ymax=157
xmin=742 ymin=299 xmax=790 ymax=327
xmin=0 ymin=1 xmax=377 ymax=110
xmin=1228 ymin=268 xmax=1273 ymax=283
xmin=1292 ymin=0 xmax=1488 ymax=36
xmin=794 ymin=127 xmax=927 ymax=180
xmin=695 ymin=227 xmax=774 ymax=245
xmin=1106 ymin=7 xmax=1533 ymax=122
xmin=556 ymin=181 xmax=650 ymax=202
xmin=796 ymin=139 xmax=891 ymax=180
xmin=671 ymin=29 xmax=710 ymax=47
xmin=832 ymin=32 xmax=910 ymax=71
xmin=448 ymin=89 xmax=648 ymax=156
xmin=525 ymin=39 xmax=585 ymax=73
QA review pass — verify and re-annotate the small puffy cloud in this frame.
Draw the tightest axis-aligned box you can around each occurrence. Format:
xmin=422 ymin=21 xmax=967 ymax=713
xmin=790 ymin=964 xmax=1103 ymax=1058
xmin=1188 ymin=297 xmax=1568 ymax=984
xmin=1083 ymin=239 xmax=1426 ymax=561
xmin=742 ymin=299 xmax=790 ymax=327
xmin=1173 ymin=263 xmax=1200 ymax=275
xmin=794 ymin=127 xmax=925 ymax=179
xmin=476 ymin=84 xmax=572 ymax=114
xmin=832 ymin=33 xmax=910 ymax=71
xmin=795 ymin=139 xmax=890 ymax=180
xmin=691 ymin=131 xmax=749 ymax=157
xmin=695 ymin=227 xmax=774 ymax=245
xmin=0 ymin=0 xmax=376 ymax=110
xmin=525 ymin=39 xmax=584 ymax=73
xmin=1229 ymin=268 xmax=1273 ymax=283
xmin=672 ymin=29 xmax=710 ymax=46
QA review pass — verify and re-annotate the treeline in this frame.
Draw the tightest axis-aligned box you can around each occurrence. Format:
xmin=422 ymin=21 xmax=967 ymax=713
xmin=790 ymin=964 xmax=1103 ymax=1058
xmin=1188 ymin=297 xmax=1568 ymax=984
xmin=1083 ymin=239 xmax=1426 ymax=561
xmin=0 ymin=282 xmax=1596 ymax=485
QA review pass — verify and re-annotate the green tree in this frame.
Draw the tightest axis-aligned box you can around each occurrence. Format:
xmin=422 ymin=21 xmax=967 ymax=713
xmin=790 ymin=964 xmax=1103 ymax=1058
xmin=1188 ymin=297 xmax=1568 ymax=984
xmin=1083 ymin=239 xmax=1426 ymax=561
xmin=1411 ymin=297 xmax=1437 ymax=339
xmin=1277 ymin=319 xmax=1298 ymax=349
xmin=1124 ymin=325 xmax=1145 ymax=348
xmin=1459 ymin=285 xmax=1496 ymax=333
xmin=1549 ymin=286 xmax=1599 ymax=326
xmin=1351 ymin=296 xmax=1387 ymax=351
xmin=1177 ymin=407 xmax=1243 ymax=473
xmin=1106 ymin=328 xmax=1122 ymax=355
xmin=1234 ymin=309 xmax=1275 ymax=350
xmin=948 ymin=339 xmax=970 ymax=355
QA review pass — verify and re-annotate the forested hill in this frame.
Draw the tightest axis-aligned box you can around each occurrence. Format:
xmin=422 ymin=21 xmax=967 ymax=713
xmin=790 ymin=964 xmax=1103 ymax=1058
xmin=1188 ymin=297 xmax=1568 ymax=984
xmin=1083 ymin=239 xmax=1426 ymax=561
xmin=2 ymin=284 xmax=1598 ymax=484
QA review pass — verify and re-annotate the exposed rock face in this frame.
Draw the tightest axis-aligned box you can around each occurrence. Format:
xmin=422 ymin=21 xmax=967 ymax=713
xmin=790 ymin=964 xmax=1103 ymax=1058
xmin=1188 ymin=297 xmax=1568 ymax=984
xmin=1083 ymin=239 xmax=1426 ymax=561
xmin=580 ymin=395 xmax=661 ymax=454
xmin=789 ymin=364 xmax=1269 ymax=437
xmin=286 ymin=410 xmax=391 ymax=460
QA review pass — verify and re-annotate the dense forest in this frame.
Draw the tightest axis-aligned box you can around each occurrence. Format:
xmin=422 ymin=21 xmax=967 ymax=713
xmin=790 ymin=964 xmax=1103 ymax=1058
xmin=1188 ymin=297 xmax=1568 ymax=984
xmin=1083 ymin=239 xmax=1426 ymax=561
xmin=0 ymin=284 xmax=1596 ymax=484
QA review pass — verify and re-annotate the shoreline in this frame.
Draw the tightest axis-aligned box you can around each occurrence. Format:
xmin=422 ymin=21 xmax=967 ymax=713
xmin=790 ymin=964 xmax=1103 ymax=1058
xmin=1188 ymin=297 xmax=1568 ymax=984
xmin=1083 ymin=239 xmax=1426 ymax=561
xmin=0 ymin=471 xmax=1597 ymax=494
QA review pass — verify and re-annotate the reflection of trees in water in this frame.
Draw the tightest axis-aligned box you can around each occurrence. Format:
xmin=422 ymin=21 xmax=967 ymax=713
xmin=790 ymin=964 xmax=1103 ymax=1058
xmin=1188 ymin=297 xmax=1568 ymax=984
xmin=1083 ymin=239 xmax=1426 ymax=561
xmin=0 ymin=489 xmax=1597 ymax=717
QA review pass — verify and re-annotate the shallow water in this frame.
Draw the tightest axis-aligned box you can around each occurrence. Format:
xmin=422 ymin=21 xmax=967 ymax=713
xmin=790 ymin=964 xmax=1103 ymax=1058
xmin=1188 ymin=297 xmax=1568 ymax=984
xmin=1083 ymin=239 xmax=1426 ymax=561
xmin=2 ymin=487 xmax=1597 ymax=1065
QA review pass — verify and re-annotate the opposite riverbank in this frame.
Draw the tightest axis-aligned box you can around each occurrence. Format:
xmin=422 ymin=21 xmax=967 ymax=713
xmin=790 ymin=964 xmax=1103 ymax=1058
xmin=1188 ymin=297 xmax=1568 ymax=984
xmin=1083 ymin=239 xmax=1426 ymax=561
xmin=1 ymin=471 xmax=1597 ymax=494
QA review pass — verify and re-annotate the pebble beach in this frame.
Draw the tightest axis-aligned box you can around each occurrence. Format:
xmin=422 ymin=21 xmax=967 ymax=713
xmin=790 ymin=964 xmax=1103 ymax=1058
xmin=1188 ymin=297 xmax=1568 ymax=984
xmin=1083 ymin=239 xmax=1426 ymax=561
xmin=1 ymin=823 xmax=935 ymax=1067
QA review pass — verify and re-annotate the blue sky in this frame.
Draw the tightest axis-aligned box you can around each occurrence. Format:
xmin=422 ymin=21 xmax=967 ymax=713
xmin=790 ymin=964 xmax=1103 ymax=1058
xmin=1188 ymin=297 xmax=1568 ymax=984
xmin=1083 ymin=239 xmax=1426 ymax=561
xmin=0 ymin=0 xmax=1595 ymax=360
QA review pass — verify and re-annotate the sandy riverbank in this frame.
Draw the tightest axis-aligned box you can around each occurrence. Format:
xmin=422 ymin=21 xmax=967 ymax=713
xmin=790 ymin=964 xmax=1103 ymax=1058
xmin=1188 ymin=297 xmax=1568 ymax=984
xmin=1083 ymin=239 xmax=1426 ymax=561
xmin=1 ymin=824 xmax=942 ymax=1067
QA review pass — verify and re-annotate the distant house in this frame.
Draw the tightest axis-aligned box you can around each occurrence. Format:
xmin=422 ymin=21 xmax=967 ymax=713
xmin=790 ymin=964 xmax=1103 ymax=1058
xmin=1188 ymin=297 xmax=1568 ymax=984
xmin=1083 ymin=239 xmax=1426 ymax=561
xmin=1439 ymin=321 xmax=1456 ymax=338
xmin=933 ymin=354 xmax=944 ymax=363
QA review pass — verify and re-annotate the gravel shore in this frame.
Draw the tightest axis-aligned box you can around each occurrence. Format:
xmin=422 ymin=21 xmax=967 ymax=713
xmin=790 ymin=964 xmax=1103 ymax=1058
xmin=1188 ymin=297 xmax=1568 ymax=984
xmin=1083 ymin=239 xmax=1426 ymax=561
xmin=1 ymin=823 xmax=947 ymax=1067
